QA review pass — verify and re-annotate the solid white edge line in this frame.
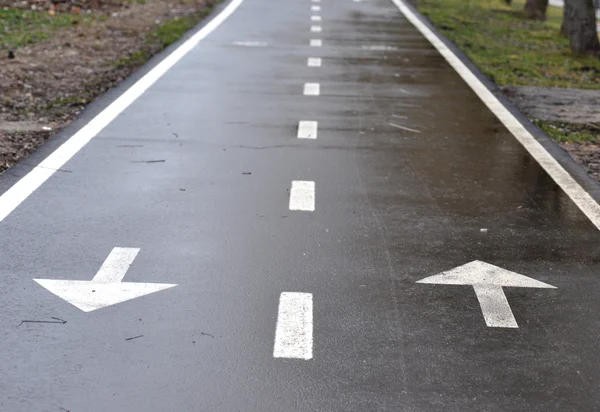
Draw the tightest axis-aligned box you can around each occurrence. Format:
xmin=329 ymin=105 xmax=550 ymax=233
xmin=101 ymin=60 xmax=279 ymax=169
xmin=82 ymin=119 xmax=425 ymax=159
xmin=273 ymin=292 xmax=313 ymax=359
xmin=390 ymin=0 xmax=600 ymax=231
xmin=303 ymin=83 xmax=321 ymax=96
xmin=0 ymin=0 xmax=245 ymax=224
xmin=297 ymin=121 xmax=318 ymax=139
xmin=289 ymin=181 xmax=315 ymax=211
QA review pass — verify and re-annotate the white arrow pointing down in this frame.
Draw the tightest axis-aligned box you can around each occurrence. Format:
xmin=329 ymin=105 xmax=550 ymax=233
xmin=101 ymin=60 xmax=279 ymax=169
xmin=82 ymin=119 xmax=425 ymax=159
xmin=418 ymin=260 xmax=556 ymax=328
xmin=35 ymin=247 xmax=177 ymax=312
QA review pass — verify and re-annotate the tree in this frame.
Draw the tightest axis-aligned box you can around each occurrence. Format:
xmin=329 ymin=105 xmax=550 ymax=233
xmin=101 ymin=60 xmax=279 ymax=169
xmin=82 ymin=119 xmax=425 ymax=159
xmin=524 ymin=0 xmax=549 ymax=20
xmin=563 ymin=0 xmax=600 ymax=56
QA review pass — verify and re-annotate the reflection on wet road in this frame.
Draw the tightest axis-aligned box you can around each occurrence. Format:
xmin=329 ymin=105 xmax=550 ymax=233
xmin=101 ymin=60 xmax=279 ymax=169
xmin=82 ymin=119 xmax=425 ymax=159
xmin=1 ymin=0 xmax=600 ymax=410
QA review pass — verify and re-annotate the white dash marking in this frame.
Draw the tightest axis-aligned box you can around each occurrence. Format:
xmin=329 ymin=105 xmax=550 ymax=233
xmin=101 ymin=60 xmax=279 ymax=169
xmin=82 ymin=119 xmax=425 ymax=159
xmin=232 ymin=41 xmax=268 ymax=47
xmin=310 ymin=39 xmax=322 ymax=47
xmin=391 ymin=0 xmax=600 ymax=232
xmin=311 ymin=25 xmax=322 ymax=32
xmin=0 ymin=0 xmax=245 ymax=225
xmin=297 ymin=121 xmax=318 ymax=139
xmin=311 ymin=15 xmax=322 ymax=21
xmin=303 ymin=83 xmax=320 ymax=96
xmin=389 ymin=122 xmax=421 ymax=133
xmin=273 ymin=292 xmax=313 ymax=359
xmin=307 ymin=57 xmax=322 ymax=67
xmin=362 ymin=45 xmax=398 ymax=51
xmin=311 ymin=5 xmax=321 ymax=11
xmin=92 ymin=247 xmax=140 ymax=283
xmin=289 ymin=181 xmax=315 ymax=211
xmin=312 ymin=0 xmax=320 ymax=3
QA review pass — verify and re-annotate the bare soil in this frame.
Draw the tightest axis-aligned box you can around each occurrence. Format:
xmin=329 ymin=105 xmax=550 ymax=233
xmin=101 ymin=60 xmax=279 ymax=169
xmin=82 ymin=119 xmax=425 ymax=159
xmin=503 ymin=85 xmax=600 ymax=184
xmin=0 ymin=0 xmax=212 ymax=172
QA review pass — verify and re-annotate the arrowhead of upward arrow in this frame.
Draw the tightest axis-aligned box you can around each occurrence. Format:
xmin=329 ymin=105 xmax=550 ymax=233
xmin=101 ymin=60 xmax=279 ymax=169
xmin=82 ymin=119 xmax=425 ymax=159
xmin=417 ymin=260 xmax=556 ymax=328
xmin=34 ymin=247 xmax=177 ymax=312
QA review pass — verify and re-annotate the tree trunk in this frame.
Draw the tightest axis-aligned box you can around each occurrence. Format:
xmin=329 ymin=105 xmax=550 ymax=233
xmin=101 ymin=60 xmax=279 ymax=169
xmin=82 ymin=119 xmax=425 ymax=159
xmin=564 ymin=0 xmax=600 ymax=56
xmin=524 ymin=0 xmax=549 ymax=20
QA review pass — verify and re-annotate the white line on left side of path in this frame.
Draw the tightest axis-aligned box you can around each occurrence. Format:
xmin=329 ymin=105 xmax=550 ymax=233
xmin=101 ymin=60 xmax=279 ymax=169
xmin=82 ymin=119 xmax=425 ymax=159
xmin=289 ymin=181 xmax=315 ymax=211
xmin=304 ymin=83 xmax=320 ymax=96
xmin=273 ymin=292 xmax=313 ymax=360
xmin=0 ymin=0 xmax=245 ymax=224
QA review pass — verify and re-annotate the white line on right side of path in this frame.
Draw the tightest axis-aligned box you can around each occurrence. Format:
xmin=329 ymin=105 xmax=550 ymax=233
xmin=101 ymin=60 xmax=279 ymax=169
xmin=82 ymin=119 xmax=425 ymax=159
xmin=390 ymin=0 xmax=600 ymax=231
xmin=273 ymin=292 xmax=313 ymax=360
xmin=0 ymin=0 xmax=245 ymax=225
xmin=289 ymin=181 xmax=315 ymax=211
xmin=304 ymin=83 xmax=321 ymax=96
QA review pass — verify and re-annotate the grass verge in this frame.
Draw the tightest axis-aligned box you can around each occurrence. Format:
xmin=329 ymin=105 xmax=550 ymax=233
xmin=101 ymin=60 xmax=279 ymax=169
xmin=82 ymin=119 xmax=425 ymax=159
xmin=417 ymin=0 xmax=600 ymax=89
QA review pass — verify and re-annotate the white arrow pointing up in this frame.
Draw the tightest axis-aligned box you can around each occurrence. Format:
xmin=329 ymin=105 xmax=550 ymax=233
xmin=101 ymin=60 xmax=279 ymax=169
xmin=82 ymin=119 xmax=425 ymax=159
xmin=34 ymin=247 xmax=177 ymax=312
xmin=417 ymin=260 xmax=556 ymax=328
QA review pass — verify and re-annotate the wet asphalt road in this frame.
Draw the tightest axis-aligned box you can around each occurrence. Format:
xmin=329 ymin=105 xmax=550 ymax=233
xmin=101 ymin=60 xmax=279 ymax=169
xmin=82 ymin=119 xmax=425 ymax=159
xmin=2 ymin=0 xmax=600 ymax=410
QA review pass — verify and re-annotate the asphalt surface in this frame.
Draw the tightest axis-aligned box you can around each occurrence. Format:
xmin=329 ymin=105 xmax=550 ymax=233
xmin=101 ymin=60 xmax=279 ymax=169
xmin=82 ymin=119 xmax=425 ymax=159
xmin=2 ymin=0 xmax=600 ymax=410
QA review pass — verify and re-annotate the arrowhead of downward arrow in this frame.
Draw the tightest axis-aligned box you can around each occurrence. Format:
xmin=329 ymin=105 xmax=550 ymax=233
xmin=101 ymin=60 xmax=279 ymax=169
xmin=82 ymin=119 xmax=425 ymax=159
xmin=34 ymin=279 xmax=177 ymax=312
xmin=417 ymin=260 xmax=556 ymax=289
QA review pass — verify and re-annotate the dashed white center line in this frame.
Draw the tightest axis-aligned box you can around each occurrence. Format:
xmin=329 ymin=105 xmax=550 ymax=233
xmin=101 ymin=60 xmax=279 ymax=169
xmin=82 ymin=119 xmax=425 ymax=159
xmin=273 ymin=292 xmax=313 ymax=360
xmin=232 ymin=41 xmax=268 ymax=47
xmin=310 ymin=39 xmax=322 ymax=47
xmin=311 ymin=25 xmax=322 ymax=32
xmin=307 ymin=57 xmax=322 ymax=67
xmin=311 ymin=15 xmax=322 ymax=21
xmin=311 ymin=5 xmax=321 ymax=11
xmin=361 ymin=45 xmax=399 ymax=51
xmin=289 ymin=181 xmax=315 ymax=211
xmin=303 ymin=83 xmax=320 ymax=96
xmin=297 ymin=121 xmax=318 ymax=139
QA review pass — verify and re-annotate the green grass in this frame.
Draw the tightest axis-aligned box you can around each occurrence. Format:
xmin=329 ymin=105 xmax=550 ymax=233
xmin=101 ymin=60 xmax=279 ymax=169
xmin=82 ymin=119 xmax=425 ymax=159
xmin=534 ymin=120 xmax=600 ymax=143
xmin=0 ymin=9 xmax=88 ymax=50
xmin=149 ymin=10 xmax=213 ymax=49
xmin=418 ymin=0 xmax=600 ymax=89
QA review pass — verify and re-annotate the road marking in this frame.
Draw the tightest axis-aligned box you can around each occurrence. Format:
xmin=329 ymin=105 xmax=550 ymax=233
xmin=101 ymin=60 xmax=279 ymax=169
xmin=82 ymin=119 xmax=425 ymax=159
xmin=34 ymin=247 xmax=177 ymax=312
xmin=0 ymin=0 xmax=244 ymax=225
xmin=303 ymin=83 xmax=320 ymax=96
xmin=311 ymin=5 xmax=321 ymax=11
xmin=297 ymin=121 xmax=318 ymax=139
xmin=273 ymin=292 xmax=313 ymax=359
xmin=289 ymin=181 xmax=315 ymax=211
xmin=307 ymin=57 xmax=322 ymax=67
xmin=232 ymin=41 xmax=268 ymax=47
xmin=391 ymin=0 xmax=600 ymax=231
xmin=312 ymin=0 xmax=320 ymax=2
xmin=93 ymin=247 xmax=140 ymax=283
xmin=361 ymin=45 xmax=398 ymax=51
xmin=311 ymin=15 xmax=322 ymax=21
xmin=310 ymin=39 xmax=322 ymax=47
xmin=311 ymin=25 xmax=322 ymax=32
xmin=389 ymin=122 xmax=421 ymax=133
xmin=417 ymin=261 xmax=556 ymax=328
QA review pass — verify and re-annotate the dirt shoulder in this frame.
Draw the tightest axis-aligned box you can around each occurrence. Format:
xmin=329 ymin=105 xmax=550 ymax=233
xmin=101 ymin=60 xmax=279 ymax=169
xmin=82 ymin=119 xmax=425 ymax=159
xmin=0 ymin=0 xmax=216 ymax=172
xmin=415 ymin=0 xmax=600 ymax=184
